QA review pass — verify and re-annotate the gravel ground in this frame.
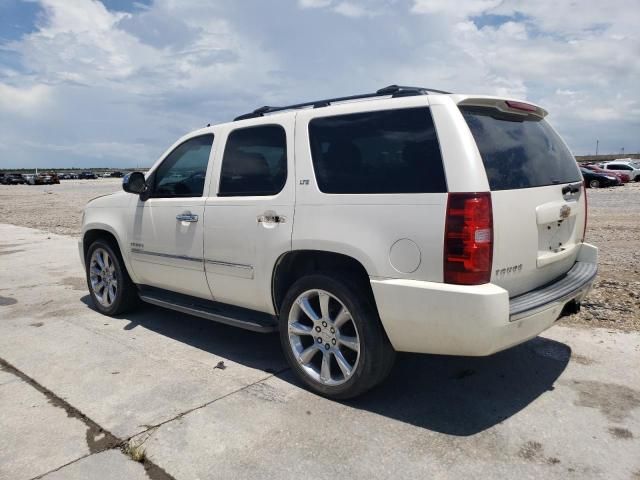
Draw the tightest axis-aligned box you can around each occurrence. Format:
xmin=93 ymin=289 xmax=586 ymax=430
xmin=564 ymin=182 xmax=640 ymax=332
xmin=0 ymin=179 xmax=121 ymax=236
xmin=1 ymin=178 xmax=638 ymax=331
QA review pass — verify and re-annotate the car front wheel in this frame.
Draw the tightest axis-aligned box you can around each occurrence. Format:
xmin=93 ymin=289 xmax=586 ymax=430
xmin=589 ymin=179 xmax=600 ymax=188
xmin=279 ymin=274 xmax=395 ymax=399
xmin=85 ymin=239 xmax=138 ymax=315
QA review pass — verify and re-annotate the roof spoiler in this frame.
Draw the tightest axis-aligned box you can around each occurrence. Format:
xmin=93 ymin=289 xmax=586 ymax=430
xmin=457 ymin=97 xmax=548 ymax=118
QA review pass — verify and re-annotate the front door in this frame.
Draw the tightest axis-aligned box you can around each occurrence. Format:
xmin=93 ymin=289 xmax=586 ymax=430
xmin=129 ymin=134 xmax=215 ymax=300
xmin=203 ymin=119 xmax=295 ymax=313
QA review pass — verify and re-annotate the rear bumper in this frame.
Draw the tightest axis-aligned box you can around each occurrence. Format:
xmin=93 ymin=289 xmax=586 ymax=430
xmin=371 ymin=243 xmax=598 ymax=356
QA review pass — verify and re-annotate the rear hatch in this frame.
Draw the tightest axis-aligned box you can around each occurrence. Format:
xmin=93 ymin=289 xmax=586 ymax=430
xmin=460 ymin=100 xmax=586 ymax=297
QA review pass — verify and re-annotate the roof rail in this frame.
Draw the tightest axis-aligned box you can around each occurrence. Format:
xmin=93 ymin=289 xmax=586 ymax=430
xmin=233 ymin=84 xmax=451 ymax=121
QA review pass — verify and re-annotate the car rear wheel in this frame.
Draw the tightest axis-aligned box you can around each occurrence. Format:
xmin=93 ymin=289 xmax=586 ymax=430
xmin=279 ymin=274 xmax=395 ymax=399
xmin=85 ymin=239 xmax=138 ymax=315
xmin=589 ymin=179 xmax=600 ymax=188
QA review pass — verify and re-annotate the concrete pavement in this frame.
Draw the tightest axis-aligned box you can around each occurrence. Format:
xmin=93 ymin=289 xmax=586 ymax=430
xmin=0 ymin=223 xmax=638 ymax=479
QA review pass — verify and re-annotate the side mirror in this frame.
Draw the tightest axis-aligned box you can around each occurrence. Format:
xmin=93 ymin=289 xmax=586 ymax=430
xmin=122 ymin=172 xmax=148 ymax=198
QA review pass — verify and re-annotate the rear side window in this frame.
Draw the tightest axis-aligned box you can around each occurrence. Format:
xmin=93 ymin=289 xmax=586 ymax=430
xmin=608 ymin=164 xmax=631 ymax=170
xmin=308 ymin=107 xmax=446 ymax=194
xmin=219 ymin=125 xmax=287 ymax=196
xmin=461 ymin=107 xmax=581 ymax=190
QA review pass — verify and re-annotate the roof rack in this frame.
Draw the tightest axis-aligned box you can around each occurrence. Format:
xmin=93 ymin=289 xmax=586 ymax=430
xmin=233 ymin=84 xmax=451 ymax=121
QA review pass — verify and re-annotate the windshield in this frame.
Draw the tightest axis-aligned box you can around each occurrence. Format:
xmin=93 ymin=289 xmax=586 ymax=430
xmin=461 ymin=106 xmax=582 ymax=190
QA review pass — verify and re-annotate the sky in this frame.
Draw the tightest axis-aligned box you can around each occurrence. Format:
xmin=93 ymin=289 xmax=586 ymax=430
xmin=0 ymin=0 xmax=638 ymax=168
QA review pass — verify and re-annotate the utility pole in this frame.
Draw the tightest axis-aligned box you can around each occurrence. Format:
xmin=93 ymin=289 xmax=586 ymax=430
xmin=595 ymin=139 xmax=599 ymax=156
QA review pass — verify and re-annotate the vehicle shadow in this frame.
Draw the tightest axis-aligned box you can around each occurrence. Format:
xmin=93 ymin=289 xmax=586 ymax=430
xmin=80 ymin=295 xmax=570 ymax=436
xmin=80 ymin=295 xmax=286 ymax=373
xmin=342 ymin=336 xmax=571 ymax=436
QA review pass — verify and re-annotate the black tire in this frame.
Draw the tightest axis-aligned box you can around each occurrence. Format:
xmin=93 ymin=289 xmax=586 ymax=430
xmin=85 ymin=239 xmax=138 ymax=315
xmin=279 ymin=273 xmax=395 ymax=399
xmin=589 ymin=179 xmax=600 ymax=188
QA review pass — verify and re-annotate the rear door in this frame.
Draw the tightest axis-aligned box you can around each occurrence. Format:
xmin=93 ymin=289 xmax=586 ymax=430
xmin=459 ymin=103 xmax=586 ymax=297
xmin=203 ymin=119 xmax=295 ymax=314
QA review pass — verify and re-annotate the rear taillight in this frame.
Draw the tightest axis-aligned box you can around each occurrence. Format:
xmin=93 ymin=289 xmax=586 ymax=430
xmin=444 ymin=192 xmax=493 ymax=285
xmin=582 ymin=182 xmax=588 ymax=242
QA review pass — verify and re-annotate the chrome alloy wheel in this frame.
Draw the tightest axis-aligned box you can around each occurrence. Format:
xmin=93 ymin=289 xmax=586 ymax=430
xmin=288 ymin=289 xmax=360 ymax=386
xmin=89 ymin=248 xmax=118 ymax=307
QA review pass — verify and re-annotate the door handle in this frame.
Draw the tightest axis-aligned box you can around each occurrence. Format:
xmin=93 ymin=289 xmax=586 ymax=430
xmin=257 ymin=214 xmax=286 ymax=224
xmin=176 ymin=212 xmax=199 ymax=223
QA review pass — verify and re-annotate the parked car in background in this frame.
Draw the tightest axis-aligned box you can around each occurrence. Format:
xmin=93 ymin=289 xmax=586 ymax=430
xmin=110 ymin=171 xmax=125 ymax=178
xmin=40 ymin=172 xmax=60 ymax=184
xmin=79 ymin=171 xmax=98 ymax=179
xmin=580 ymin=167 xmax=619 ymax=188
xmin=23 ymin=174 xmax=37 ymax=185
xmin=600 ymin=161 xmax=640 ymax=181
xmin=582 ymin=164 xmax=629 ymax=183
xmin=3 ymin=173 xmax=27 ymax=185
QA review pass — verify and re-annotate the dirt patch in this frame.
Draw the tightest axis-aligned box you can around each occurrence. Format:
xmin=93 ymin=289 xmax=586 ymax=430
xmin=608 ymin=426 xmax=634 ymax=439
xmin=29 ymin=322 xmax=44 ymax=328
xmin=518 ymin=440 xmax=543 ymax=461
xmin=0 ymin=243 xmax=23 ymax=249
xmin=61 ymin=276 xmax=87 ymax=291
xmin=0 ymin=295 xmax=18 ymax=306
xmin=0 ymin=249 xmax=24 ymax=256
xmin=244 ymin=382 xmax=287 ymax=403
xmin=518 ymin=440 xmax=561 ymax=465
xmin=569 ymin=379 xmax=640 ymax=422
xmin=571 ymin=354 xmax=595 ymax=365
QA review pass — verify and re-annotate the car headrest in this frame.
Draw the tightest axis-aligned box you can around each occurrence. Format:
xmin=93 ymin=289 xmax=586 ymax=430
xmin=225 ymin=151 xmax=270 ymax=177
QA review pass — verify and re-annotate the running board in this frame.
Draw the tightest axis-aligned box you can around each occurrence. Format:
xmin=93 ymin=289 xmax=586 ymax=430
xmin=138 ymin=285 xmax=278 ymax=333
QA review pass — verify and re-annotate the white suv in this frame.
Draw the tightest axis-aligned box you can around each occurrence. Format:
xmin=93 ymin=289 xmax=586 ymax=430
xmin=600 ymin=160 xmax=640 ymax=181
xmin=79 ymin=85 xmax=598 ymax=398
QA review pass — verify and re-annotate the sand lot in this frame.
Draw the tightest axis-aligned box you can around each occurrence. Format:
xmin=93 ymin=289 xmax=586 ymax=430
xmin=1 ymin=178 xmax=638 ymax=331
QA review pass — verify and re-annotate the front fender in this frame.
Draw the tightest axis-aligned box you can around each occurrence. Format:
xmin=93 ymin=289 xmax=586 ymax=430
xmin=81 ymin=214 xmax=139 ymax=284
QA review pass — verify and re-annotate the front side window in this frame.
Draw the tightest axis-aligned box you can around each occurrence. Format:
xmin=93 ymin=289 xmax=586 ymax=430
xmin=218 ymin=125 xmax=287 ymax=196
xmin=308 ymin=107 xmax=446 ymax=194
xmin=152 ymin=134 xmax=214 ymax=197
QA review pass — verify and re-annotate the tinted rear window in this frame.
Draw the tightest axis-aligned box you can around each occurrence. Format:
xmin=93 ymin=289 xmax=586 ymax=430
xmin=308 ymin=107 xmax=446 ymax=194
xmin=219 ymin=125 xmax=287 ymax=196
xmin=461 ymin=106 xmax=581 ymax=190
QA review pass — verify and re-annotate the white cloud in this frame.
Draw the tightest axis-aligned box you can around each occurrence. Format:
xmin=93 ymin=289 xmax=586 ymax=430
xmin=332 ymin=2 xmax=375 ymax=17
xmin=411 ymin=0 xmax=501 ymax=18
xmin=0 ymin=83 xmax=51 ymax=115
xmin=298 ymin=0 xmax=333 ymax=7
